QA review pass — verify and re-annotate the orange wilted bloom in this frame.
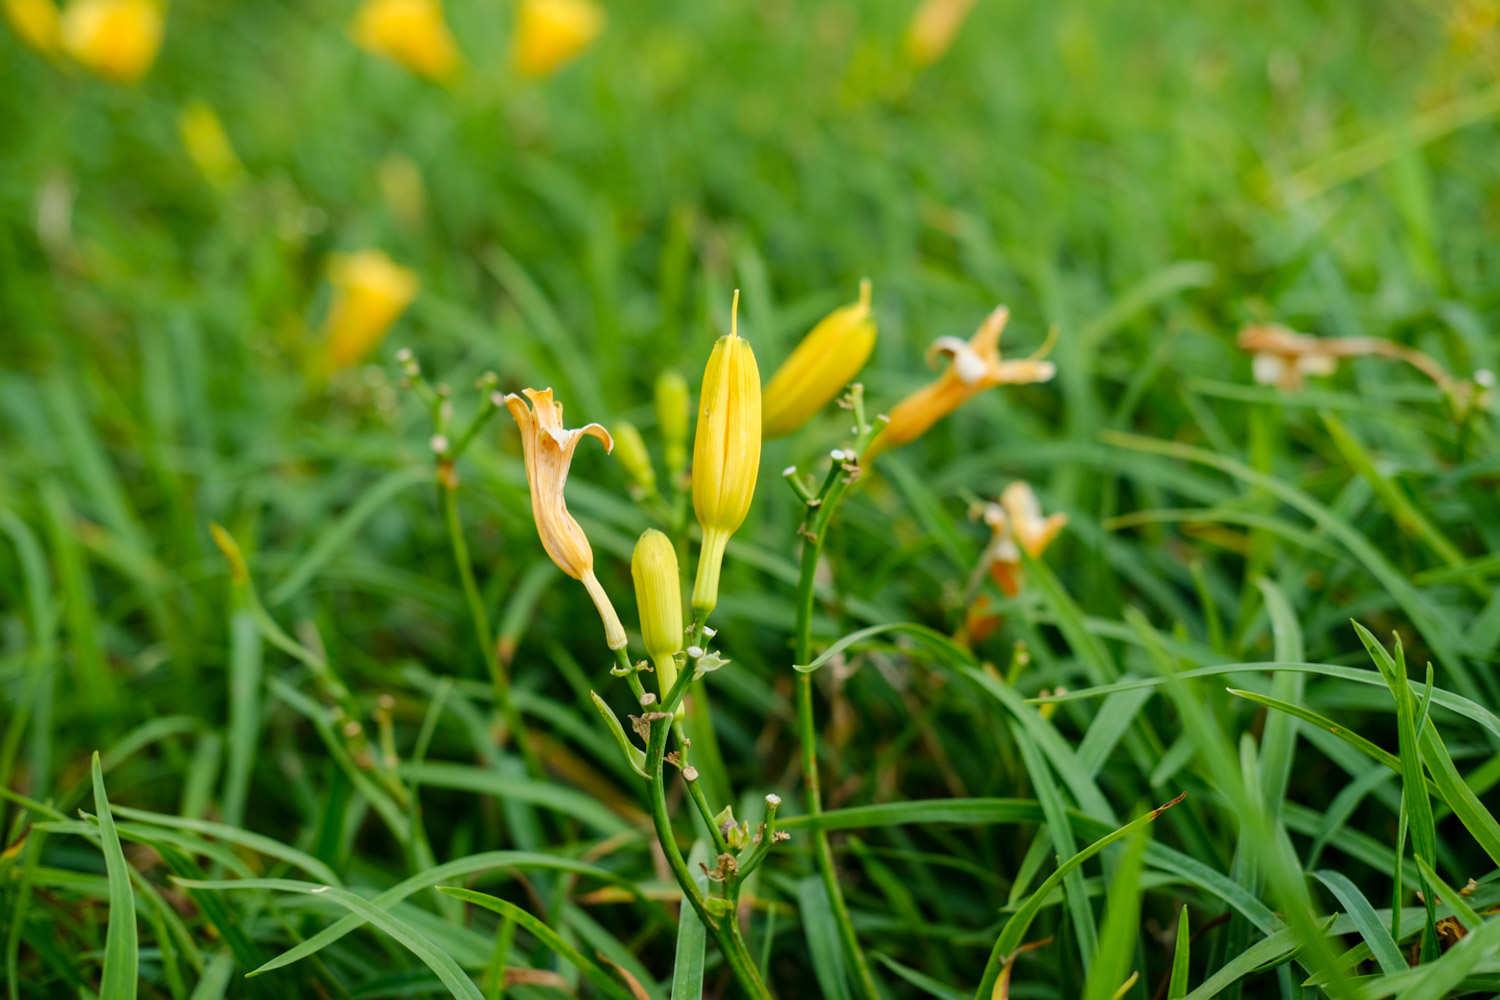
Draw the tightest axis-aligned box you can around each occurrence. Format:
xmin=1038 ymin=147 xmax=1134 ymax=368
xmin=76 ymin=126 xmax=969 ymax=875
xmin=511 ymin=0 xmax=603 ymax=79
xmin=904 ymin=0 xmax=977 ymax=68
xmin=322 ymin=251 xmax=418 ymax=370
xmin=5 ymin=0 xmax=60 ymax=53
xmin=974 ymin=482 xmax=1067 ymax=597
xmin=1237 ymin=324 xmax=1484 ymax=409
xmin=867 ymin=306 xmax=1056 ymax=457
xmin=352 ymin=0 xmax=461 ymax=81
xmin=504 ymin=388 xmax=627 ymax=650
xmin=61 ymin=0 xmax=162 ymax=83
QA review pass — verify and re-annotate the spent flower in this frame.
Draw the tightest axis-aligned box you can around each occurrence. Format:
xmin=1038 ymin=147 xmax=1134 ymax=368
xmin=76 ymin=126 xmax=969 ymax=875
xmin=867 ymin=305 xmax=1056 ymax=456
xmin=973 ymin=481 xmax=1067 ymax=597
xmin=504 ymin=388 xmax=627 ymax=649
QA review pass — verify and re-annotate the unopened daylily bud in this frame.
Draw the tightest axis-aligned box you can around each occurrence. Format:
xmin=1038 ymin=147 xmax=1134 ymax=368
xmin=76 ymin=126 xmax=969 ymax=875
xmin=612 ymin=421 xmax=657 ymax=497
xmin=762 ymin=280 xmax=877 ymax=437
xmin=322 ymin=250 xmax=418 ymax=370
xmin=61 ymin=0 xmax=163 ymax=83
xmin=352 ymin=0 xmax=461 ymax=81
xmin=5 ymin=0 xmax=60 ymax=53
xmin=505 ymin=388 xmax=627 ymax=650
xmin=655 ymin=370 xmax=690 ymax=479
xmin=511 ymin=0 xmax=603 ymax=79
xmin=631 ymin=529 xmax=684 ymax=715
xmin=867 ymin=306 xmax=1056 ymax=457
xmin=178 ymin=101 xmax=243 ymax=189
xmin=691 ymin=292 xmax=762 ymax=615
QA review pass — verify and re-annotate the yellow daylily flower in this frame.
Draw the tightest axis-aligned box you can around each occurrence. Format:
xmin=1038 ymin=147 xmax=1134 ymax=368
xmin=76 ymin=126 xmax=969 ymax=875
xmin=867 ymin=306 xmax=1056 ymax=456
xmin=352 ymin=0 xmax=461 ymax=81
xmin=321 ymin=250 xmax=418 ymax=370
xmin=690 ymin=292 xmax=762 ymax=615
xmin=904 ymin=0 xmax=976 ymax=69
xmin=505 ymin=388 xmax=627 ymax=650
xmin=631 ymin=529 xmax=684 ymax=714
xmin=975 ymin=481 xmax=1067 ymax=597
xmin=178 ymin=101 xmax=243 ymax=189
xmin=511 ymin=0 xmax=603 ymax=79
xmin=762 ymin=279 xmax=877 ymax=437
xmin=61 ymin=0 xmax=162 ymax=83
xmin=5 ymin=0 xmax=60 ymax=53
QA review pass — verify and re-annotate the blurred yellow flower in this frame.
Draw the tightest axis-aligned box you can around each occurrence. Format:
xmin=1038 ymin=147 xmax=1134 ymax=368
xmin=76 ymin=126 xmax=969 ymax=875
xmin=511 ymin=0 xmax=603 ymax=79
xmin=632 ymin=528 xmax=684 ymax=713
xmin=504 ymin=388 xmax=627 ymax=650
xmin=322 ymin=250 xmax=418 ymax=370
xmin=61 ymin=0 xmax=162 ymax=83
xmin=904 ymin=0 xmax=976 ymax=69
xmin=352 ymin=0 xmax=460 ymax=81
xmin=5 ymin=0 xmax=59 ymax=53
xmin=762 ymin=279 xmax=876 ymax=437
xmin=867 ymin=306 xmax=1056 ymax=456
xmin=974 ymin=482 xmax=1067 ymax=597
xmin=178 ymin=101 xmax=243 ymax=189
xmin=690 ymin=292 xmax=761 ymax=615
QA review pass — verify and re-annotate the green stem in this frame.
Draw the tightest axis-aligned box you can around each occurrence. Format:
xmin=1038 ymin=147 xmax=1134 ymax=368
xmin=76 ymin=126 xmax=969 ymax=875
xmin=645 ymin=710 xmax=771 ymax=998
xmin=440 ymin=475 xmax=542 ymax=778
xmin=792 ymin=455 xmax=881 ymax=1000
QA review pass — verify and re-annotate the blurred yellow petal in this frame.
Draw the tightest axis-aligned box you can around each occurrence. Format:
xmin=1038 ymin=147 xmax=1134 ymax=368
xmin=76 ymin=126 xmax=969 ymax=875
xmin=505 ymin=388 xmax=627 ymax=649
xmin=5 ymin=0 xmax=60 ymax=53
xmin=352 ymin=0 xmax=460 ymax=81
xmin=511 ymin=0 xmax=603 ymax=79
xmin=322 ymin=250 xmax=418 ymax=370
xmin=61 ymin=0 xmax=162 ymax=83
xmin=904 ymin=0 xmax=975 ymax=69
xmin=762 ymin=279 xmax=877 ymax=437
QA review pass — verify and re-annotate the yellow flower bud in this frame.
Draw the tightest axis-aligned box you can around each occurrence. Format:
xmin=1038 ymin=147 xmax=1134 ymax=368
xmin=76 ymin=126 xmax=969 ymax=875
xmin=867 ymin=306 xmax=1056 ymax=457
xmin=5 ymin=0 xmax=60 ymax=53
xmin=352 ymin=0 xmax=461 ymax=81
xmin=904 ymin=0 xmax=976 ymax=69
xmin=612 ymin=421 xmax=656 ymax=497
xmin=762 ymin=279 xmax=876 ymax=437
xmin=511 ymin=0 xmax=603 ymax=79
xmin=178 ymin=101 xmax=243 ymax=189
xmin=321 ymin=250 xmax=418 ymax=370
xmin=61 ymin=0 xmax=163 ymax=83
xmin=655 ymin=369 xmax=690 ymax=479
xmin=690 ymin=292 xmax=761 ymax=615
xmin=631 ymin=529 xmax=684 ymax=715
xmin=505 ymin=388 xmax=627 ymax=650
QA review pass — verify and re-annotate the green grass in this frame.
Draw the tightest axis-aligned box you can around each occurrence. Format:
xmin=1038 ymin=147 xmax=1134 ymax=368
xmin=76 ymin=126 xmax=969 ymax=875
xmin=4 ymin=0 xmax=1500 ymax=997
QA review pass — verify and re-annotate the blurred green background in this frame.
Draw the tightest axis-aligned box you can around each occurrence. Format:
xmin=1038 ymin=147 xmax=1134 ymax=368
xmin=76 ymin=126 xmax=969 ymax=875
xmin=3 ymin=0 xmax=1500 ymax=996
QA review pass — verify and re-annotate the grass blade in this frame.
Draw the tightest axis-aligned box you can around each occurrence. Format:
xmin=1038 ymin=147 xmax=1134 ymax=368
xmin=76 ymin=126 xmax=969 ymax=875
xmin=92 ymin=752 xmax=138 ymax=1000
